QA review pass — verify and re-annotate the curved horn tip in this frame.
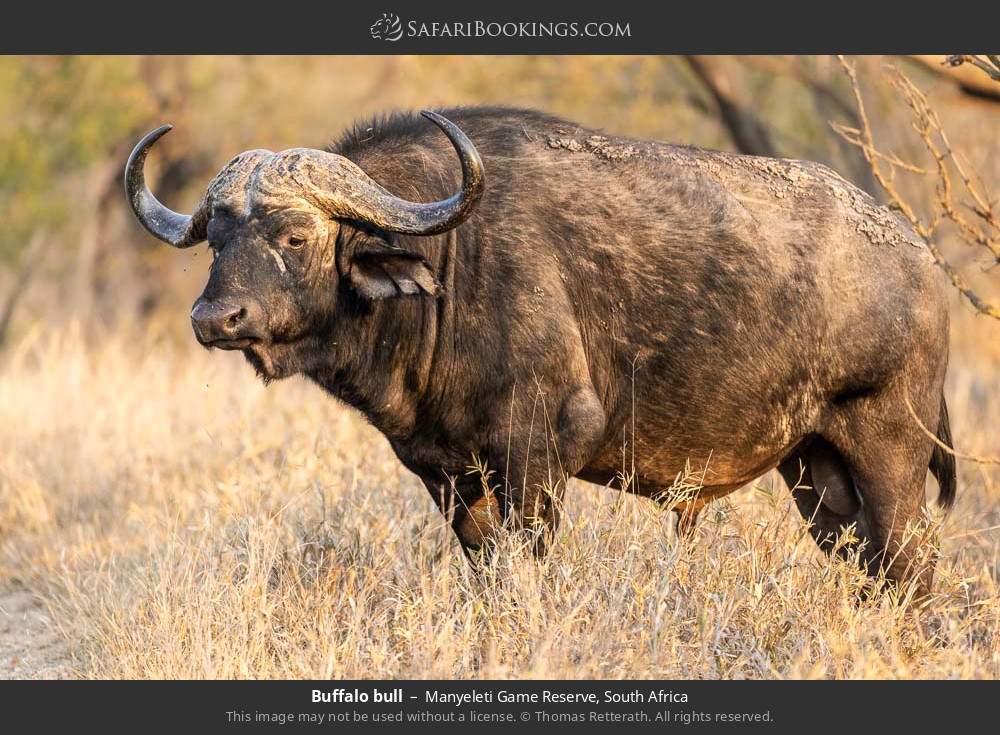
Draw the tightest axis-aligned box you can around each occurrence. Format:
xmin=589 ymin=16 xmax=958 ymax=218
xmin=125 ymin=124 xmax=174 ymax=180
xmin=136 ymin=123 xmax=174 ymax=151
xmin=150 ymin=122 xmax=174 ymax=136
xmin=419 ymin=110 xmax=452 ymax=129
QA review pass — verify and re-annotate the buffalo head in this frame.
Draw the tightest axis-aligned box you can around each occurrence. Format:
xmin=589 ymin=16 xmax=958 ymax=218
xmin=124 ymin=111 xmax=484 ymax=380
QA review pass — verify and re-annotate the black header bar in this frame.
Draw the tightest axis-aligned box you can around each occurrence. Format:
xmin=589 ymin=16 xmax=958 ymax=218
xmin=1 ymin=1 xmax=997 ymax=54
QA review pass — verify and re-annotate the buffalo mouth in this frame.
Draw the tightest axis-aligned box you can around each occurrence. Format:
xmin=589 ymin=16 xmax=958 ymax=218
xmin=196 ymin=334 xmax=287 ymax=382
xmin=200 ymin=337 xmax=259 ymax=351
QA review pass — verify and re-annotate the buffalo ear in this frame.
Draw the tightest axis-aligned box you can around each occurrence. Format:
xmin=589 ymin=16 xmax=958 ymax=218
xmin=342 ymin=228 xmax=440 ymax=300
xmin=350 ymin=251 xmax=441 ymax=299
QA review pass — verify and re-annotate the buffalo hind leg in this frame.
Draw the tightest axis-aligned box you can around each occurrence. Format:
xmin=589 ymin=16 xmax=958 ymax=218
xmin=781 ymin=394 xmax=941 ymax=596
xmin=823 ymin=383 xmax=941 ymax=597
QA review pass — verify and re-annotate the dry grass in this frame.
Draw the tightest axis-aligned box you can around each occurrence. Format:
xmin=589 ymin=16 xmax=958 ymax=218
xmin=1 ymin=307 xmax=999 ymax=680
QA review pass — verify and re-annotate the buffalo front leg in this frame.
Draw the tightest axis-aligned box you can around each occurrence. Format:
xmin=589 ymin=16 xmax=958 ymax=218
xmin=672 ymin=500 xmax=706 ymax=539
xmin=427 ymin=383 xmax=606 ymax=562
xmin=496 ymin=384 xmax=607 ymax=557
xmin=421 ymin=477 xmax=504 ymax=564
xmin=421 ymin=467 xmax=562 ymax=563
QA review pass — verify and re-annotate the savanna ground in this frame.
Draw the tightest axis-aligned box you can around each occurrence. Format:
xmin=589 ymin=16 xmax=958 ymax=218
xmin=0 ymin=302 xmax=998 ymax=679
xmin=1 ymin=55 xmax=999 ymax=679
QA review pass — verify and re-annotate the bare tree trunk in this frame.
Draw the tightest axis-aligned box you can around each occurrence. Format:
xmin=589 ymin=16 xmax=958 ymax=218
xmin=73 ymin=162 xmax=117 ymax=325
xmin=0 ymin=231 xmax=46 ymax=348
xmin=683 ymin=55 xmax=778 ymax=158
xmin=735 ymin=55 xmax=879 ymax=196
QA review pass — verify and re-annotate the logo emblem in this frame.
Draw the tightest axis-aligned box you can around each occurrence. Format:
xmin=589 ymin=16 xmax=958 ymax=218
xmin=370 ymin=13 xmax=403 ymax=41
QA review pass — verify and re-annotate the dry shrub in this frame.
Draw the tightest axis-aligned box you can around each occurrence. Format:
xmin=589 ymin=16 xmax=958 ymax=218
xmin=834 ymin=56 xmax=1000 ymax=320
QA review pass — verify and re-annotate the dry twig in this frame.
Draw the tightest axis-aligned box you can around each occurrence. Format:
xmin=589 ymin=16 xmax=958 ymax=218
xmin=903 ymin=387 xmax=1000 ymax=465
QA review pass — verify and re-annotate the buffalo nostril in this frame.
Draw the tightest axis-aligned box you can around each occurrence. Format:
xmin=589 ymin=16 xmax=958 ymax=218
xmin=224 ymin=308 xmax=246 ymax=331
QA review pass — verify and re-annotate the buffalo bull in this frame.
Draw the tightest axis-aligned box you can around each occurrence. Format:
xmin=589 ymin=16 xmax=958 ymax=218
xmin=125 ymin=107 xmax=955 ymax=592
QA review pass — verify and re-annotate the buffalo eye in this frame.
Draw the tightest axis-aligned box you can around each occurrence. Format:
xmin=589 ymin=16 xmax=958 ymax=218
xmin=286 ymin=235 xmax=306 ymax=249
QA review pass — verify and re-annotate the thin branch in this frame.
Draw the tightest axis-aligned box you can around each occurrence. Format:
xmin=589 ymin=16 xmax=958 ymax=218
xmin=904 ymin=55 xmax=1000 ymax=102
xmin=831 ymin=123 xmax=928 ymax=174
xmin=944 ymin=54 xmax=1000 ymax=83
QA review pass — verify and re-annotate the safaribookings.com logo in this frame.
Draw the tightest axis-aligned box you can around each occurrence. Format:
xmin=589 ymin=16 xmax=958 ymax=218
xmin=369 ymin=13 xmax=631 ymax=42
xmin=370 ymin=13 xmax=404 ymax=41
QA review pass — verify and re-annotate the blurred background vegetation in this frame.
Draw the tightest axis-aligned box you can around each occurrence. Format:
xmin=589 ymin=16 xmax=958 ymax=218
xmin=0 ymin=55 xmax=997 ymax=344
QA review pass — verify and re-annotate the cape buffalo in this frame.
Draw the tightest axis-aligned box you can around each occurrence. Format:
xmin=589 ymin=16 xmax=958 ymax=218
xmin=125 ymin=107 xmax=955 ymax=592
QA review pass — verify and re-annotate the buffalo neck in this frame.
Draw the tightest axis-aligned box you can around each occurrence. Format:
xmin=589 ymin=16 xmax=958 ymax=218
xmin=307 ymin=230 xmax=459 ymax=444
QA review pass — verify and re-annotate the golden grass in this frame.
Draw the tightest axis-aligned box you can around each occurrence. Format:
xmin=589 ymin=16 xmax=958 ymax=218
xmin=1 ymin=310 xmax=999 ymax=680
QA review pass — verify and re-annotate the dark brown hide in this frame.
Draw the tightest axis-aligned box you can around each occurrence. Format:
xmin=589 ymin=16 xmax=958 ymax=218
xmin=127 ymin=107 xmax=955 ymax=593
